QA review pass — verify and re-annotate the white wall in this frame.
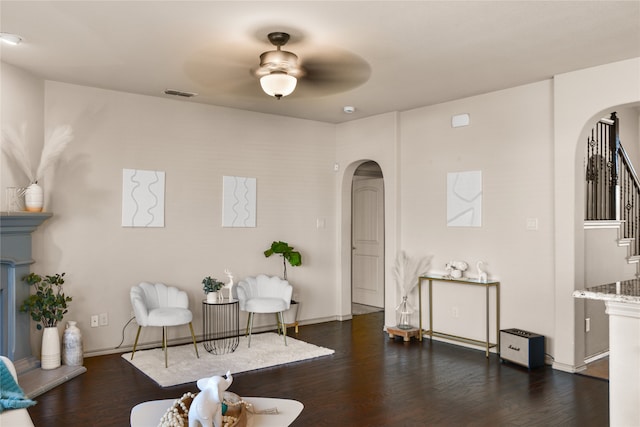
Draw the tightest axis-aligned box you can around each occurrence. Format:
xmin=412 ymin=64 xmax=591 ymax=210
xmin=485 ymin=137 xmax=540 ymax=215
xmin=0 ymin=62 xmax=44 ymax=203
xmin=554 ymin=57 xmax=640 ymax=371
xmin=3 ymin=74 xmax=338 ymax=355
xmin=398 ymin=81 xmax=555 ymax=348
xmin=335 ymin=112 xmax=400 ymax=327
xmin=617 ymin=107 xmax=640 ymax=166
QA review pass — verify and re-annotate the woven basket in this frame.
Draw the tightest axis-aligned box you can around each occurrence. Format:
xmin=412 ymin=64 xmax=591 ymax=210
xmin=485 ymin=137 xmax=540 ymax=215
xmin=159 ymin=391 xmax=247 ymax=427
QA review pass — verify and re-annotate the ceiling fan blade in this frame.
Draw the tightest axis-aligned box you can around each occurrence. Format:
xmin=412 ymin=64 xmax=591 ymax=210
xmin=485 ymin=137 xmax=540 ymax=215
xmin=296 ymin=49 xmax=371 ymax=96
xmin=184 ymin=43 xmax=258 ymax=94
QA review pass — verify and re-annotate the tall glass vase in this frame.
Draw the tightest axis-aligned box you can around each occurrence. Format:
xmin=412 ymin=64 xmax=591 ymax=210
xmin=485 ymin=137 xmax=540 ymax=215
xmin=395 ymin=296 xmax=414 ymax=330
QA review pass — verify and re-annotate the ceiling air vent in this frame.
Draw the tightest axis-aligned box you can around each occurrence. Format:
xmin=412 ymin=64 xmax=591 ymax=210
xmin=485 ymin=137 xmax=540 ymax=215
xmin=164 ymin=89 xmax=198 ymax=98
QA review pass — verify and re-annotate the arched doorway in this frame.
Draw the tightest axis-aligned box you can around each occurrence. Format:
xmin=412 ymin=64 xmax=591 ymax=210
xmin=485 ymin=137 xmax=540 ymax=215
xmin=552 ymin=59 xmax=639 ymax=372
xmin=577 ymin=105 xmax=640 ymax=372
xmin=351 ymin=161 xmax=385 ymax=314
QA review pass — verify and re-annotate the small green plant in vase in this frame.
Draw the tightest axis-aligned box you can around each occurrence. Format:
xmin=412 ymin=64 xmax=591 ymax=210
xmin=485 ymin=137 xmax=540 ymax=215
xmin=20 ymin=272 xmax=72 ymax=370
xmin=20 ymin=272 xmax=72 ymax=330
xmin=202 ymin=276 xmax=224 ymax=302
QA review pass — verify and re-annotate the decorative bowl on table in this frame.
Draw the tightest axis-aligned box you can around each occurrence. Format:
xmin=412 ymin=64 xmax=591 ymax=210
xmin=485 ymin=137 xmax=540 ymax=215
xmin=159 ymin=391 xmax=247 ymax=427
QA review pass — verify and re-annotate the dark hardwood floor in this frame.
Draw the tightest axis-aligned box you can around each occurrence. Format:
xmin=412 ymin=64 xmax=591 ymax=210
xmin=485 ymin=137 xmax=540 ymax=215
xmin=27 ymin=312 xmax=609 ymax=426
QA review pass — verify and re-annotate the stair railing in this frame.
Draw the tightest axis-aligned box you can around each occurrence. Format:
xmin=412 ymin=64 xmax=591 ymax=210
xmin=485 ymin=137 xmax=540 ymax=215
xmin=585 ymin=112 xmax=640 ymax=257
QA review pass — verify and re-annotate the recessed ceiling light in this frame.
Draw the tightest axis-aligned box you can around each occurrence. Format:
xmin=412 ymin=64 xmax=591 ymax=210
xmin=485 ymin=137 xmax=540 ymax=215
xmin=0 ymin=33 xmax=23 ymax=46
xmin=343 ymin=106 xmax=355 ymax=114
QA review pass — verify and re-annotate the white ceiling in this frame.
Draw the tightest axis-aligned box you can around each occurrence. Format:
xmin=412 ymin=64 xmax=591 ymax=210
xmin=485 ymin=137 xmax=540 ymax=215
xmin=1 ymin=1 xmax=639 ymax=123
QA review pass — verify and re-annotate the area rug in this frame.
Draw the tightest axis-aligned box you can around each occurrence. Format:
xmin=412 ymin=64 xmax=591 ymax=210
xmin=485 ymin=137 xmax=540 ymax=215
xmin=121 ymin=333 xmax=334 ymax=387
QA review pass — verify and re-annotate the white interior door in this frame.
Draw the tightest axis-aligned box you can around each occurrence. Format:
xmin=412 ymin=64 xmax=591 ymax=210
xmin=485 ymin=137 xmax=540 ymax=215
xmin=352 ymin=177 xmax=384 ymax=308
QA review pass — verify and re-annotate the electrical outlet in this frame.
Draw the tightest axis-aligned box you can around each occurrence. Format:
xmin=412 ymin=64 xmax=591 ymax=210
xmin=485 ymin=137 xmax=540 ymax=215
xmin=99 ymin=312 xmax=108 ymax=326
xmin=585 ymin=317 xmax=591 ymax=332
xmin=452 ymin=307 xmax=459 ymax=318
xmin=90 ymin=315 xmax=99 ymax=328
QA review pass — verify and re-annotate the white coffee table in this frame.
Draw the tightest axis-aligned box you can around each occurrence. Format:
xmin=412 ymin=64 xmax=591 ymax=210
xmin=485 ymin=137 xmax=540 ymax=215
xmin=130 ymin=396 xmax=303 ymax=426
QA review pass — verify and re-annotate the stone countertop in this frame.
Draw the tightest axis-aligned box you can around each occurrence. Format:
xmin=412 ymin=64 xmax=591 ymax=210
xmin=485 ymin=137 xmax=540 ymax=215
xmin=573 ymin=279 xmax=640 ymax=304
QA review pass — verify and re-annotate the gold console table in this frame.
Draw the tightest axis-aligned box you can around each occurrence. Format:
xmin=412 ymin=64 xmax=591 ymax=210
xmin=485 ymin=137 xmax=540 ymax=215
xmin=418 ymin=275 xmax=500 ymax=357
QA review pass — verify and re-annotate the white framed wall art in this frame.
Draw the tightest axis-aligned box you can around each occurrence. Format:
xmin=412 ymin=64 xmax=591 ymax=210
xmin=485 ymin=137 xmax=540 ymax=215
xmin=447 ymin=170 xmax=482 ymax=227
xmin=222 ymin=176 xmax=256 ymax=227
xmin=122 ymin=168 xmax=165 ymax=227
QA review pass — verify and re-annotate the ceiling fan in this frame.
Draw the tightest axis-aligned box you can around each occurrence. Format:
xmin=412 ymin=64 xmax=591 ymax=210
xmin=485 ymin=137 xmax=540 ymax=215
xmin=183 ymin=30 xmax=371 ymax=100
xmin=252 ymin=31 xmax=371 ymax=100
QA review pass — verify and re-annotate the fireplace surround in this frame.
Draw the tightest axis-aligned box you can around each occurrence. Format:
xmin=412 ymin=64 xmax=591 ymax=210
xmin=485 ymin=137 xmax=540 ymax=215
xmin=1 ymin=211 xmax=86 ymax=397
xmin=0 ymin=211 xmax=52 ymax=365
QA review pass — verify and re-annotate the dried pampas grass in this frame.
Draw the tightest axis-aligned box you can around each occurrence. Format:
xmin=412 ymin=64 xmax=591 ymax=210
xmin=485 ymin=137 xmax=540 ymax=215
xmin=1 ymin=123 xmax=73 ymax=184
xmin=393 ymin=251 xmax=431 ymax=297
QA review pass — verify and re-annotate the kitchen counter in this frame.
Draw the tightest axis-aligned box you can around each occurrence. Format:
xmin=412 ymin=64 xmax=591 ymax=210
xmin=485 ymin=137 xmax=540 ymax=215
xmin=573 ymin=278 xmax=640 ymax=304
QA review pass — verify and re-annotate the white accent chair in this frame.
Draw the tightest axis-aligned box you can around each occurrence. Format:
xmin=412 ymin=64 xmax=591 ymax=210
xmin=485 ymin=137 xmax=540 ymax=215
xmin=0 ymin=356 xmax=35 ymax=427
xmin=130 ymin=282 xmax=199 ymax=368
xmin=235 ymin=275 xmax=292 ymax=347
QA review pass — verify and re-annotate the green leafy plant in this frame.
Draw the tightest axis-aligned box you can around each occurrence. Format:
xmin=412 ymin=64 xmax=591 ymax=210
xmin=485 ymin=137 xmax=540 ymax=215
xmin=202 ymin=276 xmax=224 ymax=294
xmin=264 ymin=241 xmax=302 ymax=280
xmin=20 ymin=272 xmax=72 ymax=330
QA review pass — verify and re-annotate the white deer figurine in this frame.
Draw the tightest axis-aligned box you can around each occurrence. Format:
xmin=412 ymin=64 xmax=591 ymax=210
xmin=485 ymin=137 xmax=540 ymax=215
xmin=224 ymin=269 xmax=234 ymax=299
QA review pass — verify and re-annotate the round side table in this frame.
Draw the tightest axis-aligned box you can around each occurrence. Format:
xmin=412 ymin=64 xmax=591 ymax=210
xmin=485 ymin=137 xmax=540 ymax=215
xmin=202 ymin=298 xmax=239 ymax=354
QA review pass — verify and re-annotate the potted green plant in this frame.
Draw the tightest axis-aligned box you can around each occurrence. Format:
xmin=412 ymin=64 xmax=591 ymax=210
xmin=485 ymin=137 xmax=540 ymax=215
xmin=264 ymin=241 xmax=301 ymax=281
xmin=20 ymin=272 xmax=72 ymax=370
xmin=264 ymin=241 xmax=302 ymax=327
xmin=202 ymin=276 xmax=224 ymax=303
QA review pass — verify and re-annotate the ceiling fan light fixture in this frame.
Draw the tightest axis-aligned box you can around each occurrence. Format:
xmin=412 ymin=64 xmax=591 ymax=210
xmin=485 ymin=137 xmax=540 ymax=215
xmin=256 ymin=32 xmax=302 ymax=99
xmin=260 ymin=72 xmax=297 ymax=99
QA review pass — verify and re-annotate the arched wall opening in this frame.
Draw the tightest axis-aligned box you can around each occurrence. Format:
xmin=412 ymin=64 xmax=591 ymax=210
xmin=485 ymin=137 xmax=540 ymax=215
xmin=553 ymin=58 xmax=640 ymax=371
xmin=351 ymin=161 xmax=385 ymax=311
xmin=338 ymin=157 xmax=398 ymax=328
xmin=338 ymin=159 xmax=377 ymax=316
xmin=573 ymin=103 xmax=640 ymax=366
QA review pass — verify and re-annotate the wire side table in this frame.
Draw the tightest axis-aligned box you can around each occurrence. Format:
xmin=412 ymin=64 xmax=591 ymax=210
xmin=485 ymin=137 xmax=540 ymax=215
xmin=202 ymin=299 xmax=239 ymax=355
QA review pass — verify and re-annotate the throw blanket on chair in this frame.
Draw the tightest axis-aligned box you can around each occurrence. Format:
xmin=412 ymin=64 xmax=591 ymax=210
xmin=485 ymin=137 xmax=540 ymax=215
xmin=0 ymin=360 xmax=36 ymax=413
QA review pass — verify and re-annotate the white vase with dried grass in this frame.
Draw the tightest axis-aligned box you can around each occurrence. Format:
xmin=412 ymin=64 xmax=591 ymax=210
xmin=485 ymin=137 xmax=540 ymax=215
xmin=24 ymin=183 xmax=44 ymax=212
xmin=1 ymin=124 xmax=73 ymax=212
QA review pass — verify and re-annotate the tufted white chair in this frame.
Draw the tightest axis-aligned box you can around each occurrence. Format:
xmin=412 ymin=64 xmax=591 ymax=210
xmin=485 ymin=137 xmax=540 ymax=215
xmin=130 ymin=282 xmax=199 ymax=367
xmin=235 ymin=274 xmax=292 ymax=347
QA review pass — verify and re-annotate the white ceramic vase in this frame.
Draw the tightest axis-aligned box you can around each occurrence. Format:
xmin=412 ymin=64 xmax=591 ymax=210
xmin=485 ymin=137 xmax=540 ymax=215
xmin=41 ymin=326 xmax=61 ymax=370
xmin=62 ymin=321 xmax=83 ymax=366
xmin=24 ymin=183 xmax=44 ymax=212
